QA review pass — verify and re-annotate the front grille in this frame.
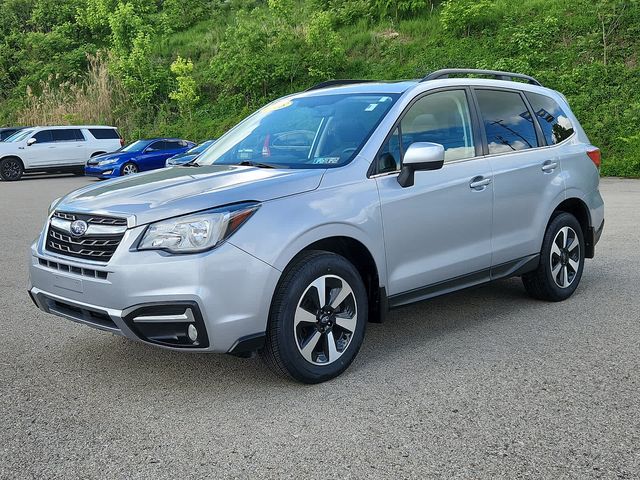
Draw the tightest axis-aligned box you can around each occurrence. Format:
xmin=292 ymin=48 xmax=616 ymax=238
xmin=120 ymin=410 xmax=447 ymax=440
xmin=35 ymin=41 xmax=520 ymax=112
xmin=45 ymin=211 xmax=127 ymax=262
xmin=38 ymin=258 xmax=108 ymax=279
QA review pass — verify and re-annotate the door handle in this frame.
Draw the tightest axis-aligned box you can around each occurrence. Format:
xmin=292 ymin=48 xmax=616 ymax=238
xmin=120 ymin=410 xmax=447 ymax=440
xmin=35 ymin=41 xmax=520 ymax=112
xmin=469 ymin=176 xmax=492 ymax=190
xmin=542 ymin=160 xmax=558 ymax=172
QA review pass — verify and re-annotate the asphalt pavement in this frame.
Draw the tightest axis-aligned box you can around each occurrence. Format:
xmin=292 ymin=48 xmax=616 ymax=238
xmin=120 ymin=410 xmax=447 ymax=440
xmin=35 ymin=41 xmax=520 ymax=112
xmin=1 ymin=175 xmax=638 ymax=479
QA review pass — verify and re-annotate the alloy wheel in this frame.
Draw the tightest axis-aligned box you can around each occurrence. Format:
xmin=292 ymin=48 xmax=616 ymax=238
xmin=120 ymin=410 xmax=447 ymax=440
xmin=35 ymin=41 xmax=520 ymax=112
xmin=1 ymin=159 xmax=21 ymax=180
xmin=550 ymin=226 xmax=581 ymax=288
xmin=122 ymin=163 xmax=138 ymax=175
xmin=294 ymin=274 xmax=358 ymax=365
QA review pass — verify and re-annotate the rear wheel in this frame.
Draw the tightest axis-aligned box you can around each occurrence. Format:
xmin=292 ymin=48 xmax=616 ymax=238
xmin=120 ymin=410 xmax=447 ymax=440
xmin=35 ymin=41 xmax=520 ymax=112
xmin=121 ymin=162 xmax=138 ymax=175
xmin=522 ymin=212 xmax=585 ymax=301
xmin=0 ymin=157 xmax=24 ymax=181
xmin=260 ymin=250 xmax=367 ymax=383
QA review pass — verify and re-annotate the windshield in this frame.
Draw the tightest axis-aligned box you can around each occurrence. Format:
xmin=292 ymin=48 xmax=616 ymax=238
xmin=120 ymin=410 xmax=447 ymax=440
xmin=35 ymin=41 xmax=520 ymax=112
xmin=5 ymin=129 xmax=33 ymax=142
xmin=189 ymin=140 xmax=216 ymax=154
xmin=121 ymin=140 xmax=149 ymax=152
xmin=196 ymin=93 xmax=399 ymax=169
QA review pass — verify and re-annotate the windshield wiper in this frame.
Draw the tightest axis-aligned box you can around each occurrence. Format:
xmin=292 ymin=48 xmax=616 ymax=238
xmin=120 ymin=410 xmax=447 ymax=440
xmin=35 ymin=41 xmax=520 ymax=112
xmin=181 ymin=161 xmax=200 ymax=167
xmin=236 ymin=160 xmax=277 ymax=169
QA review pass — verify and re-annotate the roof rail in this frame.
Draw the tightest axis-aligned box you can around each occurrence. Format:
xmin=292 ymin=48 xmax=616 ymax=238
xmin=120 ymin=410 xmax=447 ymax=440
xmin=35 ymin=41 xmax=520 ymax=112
xmin=421 ymin=69 xmax=542 ymax=86
xmin=305 ymin=79 xmax=376 ymax=91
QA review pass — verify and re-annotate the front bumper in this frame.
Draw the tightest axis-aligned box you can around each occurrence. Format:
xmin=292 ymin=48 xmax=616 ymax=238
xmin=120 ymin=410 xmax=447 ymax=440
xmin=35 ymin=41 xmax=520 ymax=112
xmin=28 ymin=230 xmax=281 ymax=353
xmin=85 ymin=164 xmax=121 ymax=178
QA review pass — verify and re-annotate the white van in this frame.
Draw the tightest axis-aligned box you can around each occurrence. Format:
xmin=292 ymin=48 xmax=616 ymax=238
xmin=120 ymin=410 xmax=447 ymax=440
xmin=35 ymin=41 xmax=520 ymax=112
xmin=0 ymin=126 xmax=123 ymax=180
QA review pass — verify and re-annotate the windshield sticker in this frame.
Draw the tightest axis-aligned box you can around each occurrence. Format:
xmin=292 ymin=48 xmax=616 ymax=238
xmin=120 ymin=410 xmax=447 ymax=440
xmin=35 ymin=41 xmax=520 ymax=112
xmin=378 ymin=96 xmax=392 ymax=102
xmin=365 ymin=103 xmax=378 ymax=112
xmin=313 ymin=157 xmax=340 ymax=164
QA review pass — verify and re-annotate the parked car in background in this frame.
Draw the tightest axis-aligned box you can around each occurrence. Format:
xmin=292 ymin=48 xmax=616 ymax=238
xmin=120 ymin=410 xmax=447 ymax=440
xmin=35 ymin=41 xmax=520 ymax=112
xmin=28 ymin=69 xmax=604 ymax=383
xmin=165 ymin=139 xmax=217 ymax=166
xmin=0 ymin=127 xmax=27 ymax=141
xmin=85 ymin=138 xmax=195 ymax=178
xmin=0 ymin=126 xmax=122 ymax=181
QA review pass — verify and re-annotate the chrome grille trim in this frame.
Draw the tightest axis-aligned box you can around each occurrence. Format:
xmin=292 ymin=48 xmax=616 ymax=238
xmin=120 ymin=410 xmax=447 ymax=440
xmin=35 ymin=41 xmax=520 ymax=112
xmin=46 ymin=211 xmax=127 ymax=262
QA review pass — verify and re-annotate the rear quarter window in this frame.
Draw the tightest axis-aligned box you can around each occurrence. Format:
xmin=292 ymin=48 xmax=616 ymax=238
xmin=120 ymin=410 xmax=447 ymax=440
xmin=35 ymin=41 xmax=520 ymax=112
xmin=525 ymin=92 xmax=575 ymax=145
xmin=89 ymin=128 xmax=121 ymax=140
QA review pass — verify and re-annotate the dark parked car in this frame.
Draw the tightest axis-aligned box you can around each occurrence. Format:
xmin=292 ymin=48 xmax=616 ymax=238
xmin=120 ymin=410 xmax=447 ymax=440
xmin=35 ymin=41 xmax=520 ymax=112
xmin=165 ymin=139 xmax=217 ymax=166
xmin=0 ymin=127 xmax=27 ymax=141
xmin=85 ymin=138 xmax=195 ymax=178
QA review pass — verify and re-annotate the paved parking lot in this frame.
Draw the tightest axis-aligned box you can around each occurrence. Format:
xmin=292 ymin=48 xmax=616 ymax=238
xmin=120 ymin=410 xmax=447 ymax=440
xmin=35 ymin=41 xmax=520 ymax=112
xmin=1 ymin=175 xmax=639 ymax=479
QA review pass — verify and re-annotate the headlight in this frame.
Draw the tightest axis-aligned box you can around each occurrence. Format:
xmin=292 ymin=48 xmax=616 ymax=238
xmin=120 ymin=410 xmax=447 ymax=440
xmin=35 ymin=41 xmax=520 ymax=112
xmin=48 ymin=197 xmax=62 ymax=215
xmin=138 ymin=203 xmax=260 ymax=253
xmin=98 ymin=159 xmax=118 ymax=166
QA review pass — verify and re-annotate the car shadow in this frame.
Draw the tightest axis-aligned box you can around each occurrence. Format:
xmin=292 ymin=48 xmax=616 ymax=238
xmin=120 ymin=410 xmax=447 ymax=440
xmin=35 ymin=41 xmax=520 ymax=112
xmin=58 ymin=277 xmax=546 ymax=391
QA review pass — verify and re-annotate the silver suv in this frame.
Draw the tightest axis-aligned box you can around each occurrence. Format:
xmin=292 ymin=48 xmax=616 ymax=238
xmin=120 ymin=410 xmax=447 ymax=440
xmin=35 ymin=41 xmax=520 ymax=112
xmin=28 ymin=69 xmax=605 ymax=383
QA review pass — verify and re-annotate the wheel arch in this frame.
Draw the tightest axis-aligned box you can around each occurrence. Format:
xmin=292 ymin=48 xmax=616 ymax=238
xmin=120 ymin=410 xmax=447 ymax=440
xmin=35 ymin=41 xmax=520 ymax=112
xmin=0 ymin=154 xmax=24 ymax=166
xmin=279 ymin=235 xmax=386 ymax=323
xmin=549 ymin=196 xmax=593 ymax=257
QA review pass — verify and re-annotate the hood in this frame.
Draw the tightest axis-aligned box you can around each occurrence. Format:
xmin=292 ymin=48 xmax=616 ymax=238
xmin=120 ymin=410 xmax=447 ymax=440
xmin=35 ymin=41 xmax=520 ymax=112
xmin=87 ymin=151 xmax=134 ymax=164
xmin=56 ymin=165 xmax=325 ymax=226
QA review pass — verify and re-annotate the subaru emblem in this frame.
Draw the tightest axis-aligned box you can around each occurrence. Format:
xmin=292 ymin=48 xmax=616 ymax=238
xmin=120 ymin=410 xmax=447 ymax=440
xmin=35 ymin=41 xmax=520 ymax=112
xmin=70 ymin=220 xmax=88 ymax=237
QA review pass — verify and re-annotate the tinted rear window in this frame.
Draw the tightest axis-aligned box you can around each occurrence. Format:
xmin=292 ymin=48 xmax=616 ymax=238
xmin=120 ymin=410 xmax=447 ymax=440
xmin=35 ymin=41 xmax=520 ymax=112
xmin=89 ymin=128 xmax=120 ymax=139
xmin=525 ymin=92 xmax=575 ymax=145
xmin=475 ymin=89 xmax=539 ymax=155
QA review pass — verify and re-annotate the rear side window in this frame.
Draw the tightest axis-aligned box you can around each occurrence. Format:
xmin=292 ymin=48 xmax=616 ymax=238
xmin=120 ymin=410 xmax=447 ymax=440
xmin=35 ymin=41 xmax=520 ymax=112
xmin=89 ymin=128 xmax=120 ymax=140
xmin=475 ymin=89 xmax=538 ymax=154
xmin=525 ymin=92 xmax=575 ymax=145
xmin=165 ymin=140 xmax=183 ymax=149
xmin=33 ymin=130 xmax=53 ymax=143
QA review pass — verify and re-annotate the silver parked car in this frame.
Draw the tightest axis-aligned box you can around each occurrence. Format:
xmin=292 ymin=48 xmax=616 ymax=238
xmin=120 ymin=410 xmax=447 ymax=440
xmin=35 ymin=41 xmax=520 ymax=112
xmin=29 ymin=69 xmax=605 ymax=383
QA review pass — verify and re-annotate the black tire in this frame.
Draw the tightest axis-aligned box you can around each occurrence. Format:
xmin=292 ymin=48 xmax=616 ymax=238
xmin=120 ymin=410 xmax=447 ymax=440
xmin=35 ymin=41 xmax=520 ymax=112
xmin=260 ymin=250 xmax=368 ymax=384
xmin=522 ymin=212 xmax=585 ymax=301
xmin=0 ymin=157 xmax=24 ymax=181
xmin=120 ymin=162 xmax=138 ymax=175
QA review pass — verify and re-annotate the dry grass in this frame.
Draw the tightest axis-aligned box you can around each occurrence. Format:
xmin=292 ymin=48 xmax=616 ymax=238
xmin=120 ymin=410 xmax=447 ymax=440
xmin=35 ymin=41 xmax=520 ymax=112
xmin=17 ymin=54 xmax=133 ymax=131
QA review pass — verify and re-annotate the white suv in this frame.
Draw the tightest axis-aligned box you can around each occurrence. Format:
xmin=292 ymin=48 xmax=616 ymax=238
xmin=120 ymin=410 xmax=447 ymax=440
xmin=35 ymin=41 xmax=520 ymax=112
xmin=0 ymin=126 xmax=123 ymax=181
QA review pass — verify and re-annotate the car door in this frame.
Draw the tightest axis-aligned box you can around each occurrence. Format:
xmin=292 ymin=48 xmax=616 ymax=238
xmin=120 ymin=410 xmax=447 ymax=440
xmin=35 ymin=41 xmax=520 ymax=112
xmin=23 ymin=129 xmax=60 ymax=167
xmin=374 ymin=88 xmax=494 ymax=303
xmin=473 ymin=88 xmax=565 ymax=268
xmin=141 ymin=140 xmax=169 ymax=171
xmin=51 ymin=128 xmax=87 ymax=165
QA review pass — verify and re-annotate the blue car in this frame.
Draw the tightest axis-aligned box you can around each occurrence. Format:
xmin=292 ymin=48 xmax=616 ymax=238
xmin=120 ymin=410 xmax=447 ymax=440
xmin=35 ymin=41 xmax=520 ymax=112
xmin=165 ymin=139 xmax=217 ymax=167
xmin=85 ymin=138 xmax=195 ymax=178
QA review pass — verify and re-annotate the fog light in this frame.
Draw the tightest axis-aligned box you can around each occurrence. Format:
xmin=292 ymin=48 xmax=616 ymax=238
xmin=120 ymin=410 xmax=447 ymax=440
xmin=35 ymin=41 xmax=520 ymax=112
xmin=102 ymin=169 xmax=113 ymax=175
xmin=187 ymin=324 xmax=198 ymax=342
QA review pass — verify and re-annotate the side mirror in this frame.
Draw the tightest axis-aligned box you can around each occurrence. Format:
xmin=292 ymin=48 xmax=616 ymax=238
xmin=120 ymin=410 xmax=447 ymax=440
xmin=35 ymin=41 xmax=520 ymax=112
xmin=397 ymin=142 xmax=445 ymax=188
xmin=27 ymin=137 xmax=37 ymax=146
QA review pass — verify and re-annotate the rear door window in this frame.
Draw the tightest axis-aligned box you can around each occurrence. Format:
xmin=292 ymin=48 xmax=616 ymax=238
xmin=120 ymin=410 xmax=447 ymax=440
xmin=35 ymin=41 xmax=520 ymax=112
xmin=525 ymin=92 xmax=575 ymax=145
xmin=475 ymin=89 xmax=539 ymax=154
xmin=52 ymin=129 xmax=82 ymax=142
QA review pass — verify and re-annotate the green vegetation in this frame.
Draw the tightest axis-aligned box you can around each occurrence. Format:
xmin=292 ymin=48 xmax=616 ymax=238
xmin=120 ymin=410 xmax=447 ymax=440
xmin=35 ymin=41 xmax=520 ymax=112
xmin=0 ymin=0 xmax=638 ymax=176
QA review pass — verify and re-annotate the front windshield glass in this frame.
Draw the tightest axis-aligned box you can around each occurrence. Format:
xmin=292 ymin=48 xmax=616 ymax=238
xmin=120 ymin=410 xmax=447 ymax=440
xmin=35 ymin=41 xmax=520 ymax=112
xmin=121 ymin=140 xmax=148 ymax=152
xmin=5 ymin=129 xmax=33 ymax=142
xmin=189 ymin=140 xmax=216 ymax=154
xmin=197 ymin=93 xmax=399 ymax=169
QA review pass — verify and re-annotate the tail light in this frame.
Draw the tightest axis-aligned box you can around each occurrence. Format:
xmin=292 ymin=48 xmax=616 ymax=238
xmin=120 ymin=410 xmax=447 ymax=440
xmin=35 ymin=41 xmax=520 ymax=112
xmin=587 ymin=148 xmax=601 ymax=168
xmin=120 ymin=138 xmax=125 ymax=147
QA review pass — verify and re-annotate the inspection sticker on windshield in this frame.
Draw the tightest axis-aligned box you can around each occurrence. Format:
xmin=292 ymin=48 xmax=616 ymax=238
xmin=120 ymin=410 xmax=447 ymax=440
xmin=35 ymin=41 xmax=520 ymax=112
xmin=365 ymin=103 xmax=378 ymax=111
xmin=313 ymin=157 xmax=340 ymax=164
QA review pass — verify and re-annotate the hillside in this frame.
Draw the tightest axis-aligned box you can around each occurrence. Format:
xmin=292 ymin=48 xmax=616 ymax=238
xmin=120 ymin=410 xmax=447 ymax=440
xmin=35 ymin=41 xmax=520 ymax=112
xmin=0 ymin=0 xmax=639 ymax=176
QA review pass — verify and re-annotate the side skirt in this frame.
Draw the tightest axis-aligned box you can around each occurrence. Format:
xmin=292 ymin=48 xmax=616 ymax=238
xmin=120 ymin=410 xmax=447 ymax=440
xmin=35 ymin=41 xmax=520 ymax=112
xmin=387 ymin=254 xmax=540 ymax=309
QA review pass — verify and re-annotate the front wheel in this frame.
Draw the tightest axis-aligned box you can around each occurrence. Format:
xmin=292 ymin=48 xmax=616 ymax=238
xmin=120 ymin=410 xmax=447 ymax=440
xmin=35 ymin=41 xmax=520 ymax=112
xmin=522 ymin=212 xmax=585 ymax=301
xmin=0 ymin=157 xmax=24 ymax=181
xmin=120 ymin=162 xmax=138 ymax=175
xmin=260 ymin=251 xmax=367 ymax=383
